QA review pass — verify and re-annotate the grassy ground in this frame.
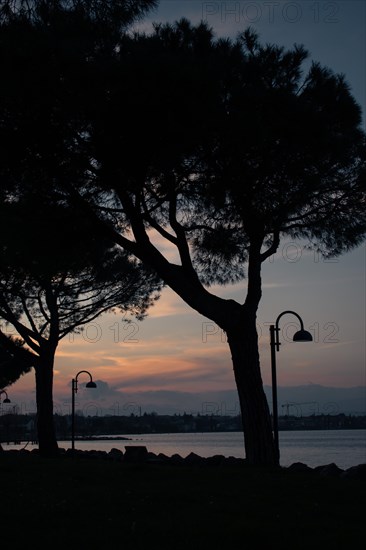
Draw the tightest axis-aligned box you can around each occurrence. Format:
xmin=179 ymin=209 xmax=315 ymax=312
xmin=0 ymin=451 xmax=364 ymax=549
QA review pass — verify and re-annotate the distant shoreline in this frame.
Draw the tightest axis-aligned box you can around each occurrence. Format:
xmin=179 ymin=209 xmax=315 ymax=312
xmin=2 ymin=427 xmax=365 ymax=448
xmin=70 ymin=426 xmax=366 ymax=441
xmin=58 ymin=436 xmax=134 ymax=442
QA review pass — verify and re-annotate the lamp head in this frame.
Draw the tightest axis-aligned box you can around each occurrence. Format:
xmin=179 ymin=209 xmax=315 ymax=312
xmin=3 ymin=397 xmax=11 ymax=403
xmin=293 ymin=329 xmax=313 ymax=342
xmin=85 ymin=381 xmax=97 ymax=389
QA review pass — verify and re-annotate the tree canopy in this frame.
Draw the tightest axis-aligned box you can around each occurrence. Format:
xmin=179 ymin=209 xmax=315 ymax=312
xmin=91 ymin=22 xmax=365 ymax=278
xmin=0 ymin=194 xmax=161 ymax=349
xmin=0 ymin=0 xmax=157 ymax=25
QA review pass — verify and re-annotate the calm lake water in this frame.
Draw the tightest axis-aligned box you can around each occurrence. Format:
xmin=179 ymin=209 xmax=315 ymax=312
xmin=9 ymin=430 xmax=365 ymax=469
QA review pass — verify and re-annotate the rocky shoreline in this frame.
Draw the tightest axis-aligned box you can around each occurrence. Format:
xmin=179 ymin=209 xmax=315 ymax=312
xmin=2 ymin=444 xmax=365 ymax=480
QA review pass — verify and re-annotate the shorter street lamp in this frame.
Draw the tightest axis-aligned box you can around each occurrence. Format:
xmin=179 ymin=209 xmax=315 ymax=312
xmin=0 ymin=390 xmax=11 ymax=426
xmin=270 ymin=310 xmax=312 ymax=465
xmin=0 ymin=390 xmax=11 ymax=404
xmin=71 ymin=370 xmax=97 ymax=451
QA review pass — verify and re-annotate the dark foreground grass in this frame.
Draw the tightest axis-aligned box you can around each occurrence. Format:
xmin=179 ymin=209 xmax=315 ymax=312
xmin=0 ymin=451 xmax=364 ymax=549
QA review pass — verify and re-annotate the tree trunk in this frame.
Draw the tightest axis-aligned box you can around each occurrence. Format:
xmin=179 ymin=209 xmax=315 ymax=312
xmin=34 ymin=347 xmax=59 ymax=457
xmin=227 ymin=317 xmax=277 ymax=466
xmin=141 ymin=244 xmax=277 ymax=465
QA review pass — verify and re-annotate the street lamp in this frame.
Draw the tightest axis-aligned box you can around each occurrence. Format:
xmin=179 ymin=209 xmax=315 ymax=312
xmin=0 ymin=389 xmax=11 ymax=419
xmin=270 ymin=310 xmax=312 ymax=465
xmin=0 ymin=390 xmax=11 ymax=404
xmin=71 ymin=370 xmax=97 ymax=451
xmin=0 ymin=390 xmax=11 ymax=447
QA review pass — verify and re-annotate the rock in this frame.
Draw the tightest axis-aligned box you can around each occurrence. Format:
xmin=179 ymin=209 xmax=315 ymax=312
xmin=170 ymin=453 xmax=184 ymax=465
xmin=108 ymin=448 xmax=124 ymax=461
xmin=184 ymin=452 xmax=205 ymax=465
xmin=286 ymin=462 xmax=313 ymax=474
xmin=224 ymin=456 xmax=246 ymax=467
xmin=146 ymin=451 xmax=161 ymax=463
xmin=124 ymin=445 xmax=148 ymax=463
xmin=341 ymin=464 xmax=366 ymax=480
xmin=314 ymin=463 xmax=344 ymax=478
xmin=85 ymin=449 xmax=108 ymax=460
xmin=156 ymin=452 xmax=170 ymax=462
xmin=205 ymin=454 xmax=226 ymax=467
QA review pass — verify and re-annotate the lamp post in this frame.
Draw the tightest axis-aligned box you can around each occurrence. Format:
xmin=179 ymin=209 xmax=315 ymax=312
xmin=71 ymin=370 xmax=97 ymax=451
xmin=0 ymin=390 xmax=11 ymax=404
xmin=0 ymin=390 xmax=11 ymax=415
xmin=270 ymin=310 xmax=312 ymax=465
xmin=0 ymin=390 xmax=11 ymax=446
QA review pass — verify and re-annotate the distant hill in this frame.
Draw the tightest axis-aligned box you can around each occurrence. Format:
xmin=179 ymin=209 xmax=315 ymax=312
xmin=139 ymin=385 xmax=365 ymax=416
xmin=73 ymin=385 xmax=365 ymax=416
xmin=265 ymin=384 xmax=366 ymax=416
xmin=10 ymin=384 xmax=365 ymax=417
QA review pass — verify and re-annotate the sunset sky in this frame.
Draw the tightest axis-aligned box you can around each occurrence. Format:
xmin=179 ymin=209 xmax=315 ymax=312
xmin=2 ymin=1 xmax=365 ymax=416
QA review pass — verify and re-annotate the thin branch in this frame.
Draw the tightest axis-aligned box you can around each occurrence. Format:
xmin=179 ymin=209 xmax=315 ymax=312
xmin=260 ymin=231 xmax=280 ymax=261
xmin=20 ymin=295 xmax=40 ymax=335
xmin=37 ymin=291 xmax=50 ymax=324
xmin=142 ymin=210 xmax=178 ymax=245
xmin=0 ymin=307 xmax=41 ymax=354
xmin=143 ymin=184 xmax=169 ymax=214
xmin=168 ymin=191 xmax=195 ymax=273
